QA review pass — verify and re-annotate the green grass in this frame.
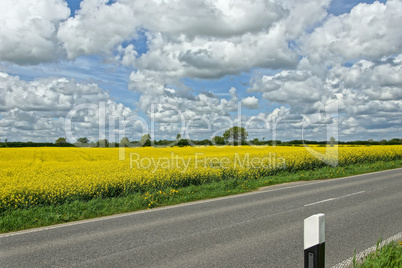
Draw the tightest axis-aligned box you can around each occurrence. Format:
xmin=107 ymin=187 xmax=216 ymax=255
xmin=1 ymin=159 xmax=402 ymax=233
xmin=352 ymin=240 xmax=402 ymax=267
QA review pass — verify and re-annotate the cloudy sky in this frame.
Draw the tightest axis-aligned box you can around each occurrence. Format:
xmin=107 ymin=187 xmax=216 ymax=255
xmin=0 ymin=0 xmax=401 ymax=143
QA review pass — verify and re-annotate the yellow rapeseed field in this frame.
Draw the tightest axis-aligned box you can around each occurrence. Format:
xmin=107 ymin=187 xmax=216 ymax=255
xmin=1 ymin=145 xmax=401 ymax=211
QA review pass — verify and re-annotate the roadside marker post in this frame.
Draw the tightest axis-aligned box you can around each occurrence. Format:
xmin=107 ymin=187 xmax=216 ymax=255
xmin=304 ymin=214 xmax=325 ymax=268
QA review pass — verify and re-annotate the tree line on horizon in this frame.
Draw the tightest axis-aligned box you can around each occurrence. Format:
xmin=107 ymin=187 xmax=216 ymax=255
xmin=0 ymin=127 xmax=401 ymax=148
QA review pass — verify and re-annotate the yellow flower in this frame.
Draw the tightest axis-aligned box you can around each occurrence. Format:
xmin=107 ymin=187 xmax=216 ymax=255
xmin=0 ymin=145 xmax=401 ymax=211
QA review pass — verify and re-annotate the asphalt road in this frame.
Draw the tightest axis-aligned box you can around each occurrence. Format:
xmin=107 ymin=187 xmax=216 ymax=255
xmin=1 ymin=168 xmax=401 ymax=268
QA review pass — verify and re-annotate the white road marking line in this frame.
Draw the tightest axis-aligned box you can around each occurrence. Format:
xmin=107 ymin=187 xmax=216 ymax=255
xmin=304 ymin=191 xmax=366 ymax=207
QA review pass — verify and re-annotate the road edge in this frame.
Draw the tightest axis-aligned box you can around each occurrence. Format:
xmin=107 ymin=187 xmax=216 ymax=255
xmin=1 ymin=167 xmax=401 ymax=238
xmin=331 ymin=232 xmax=402 ymax=268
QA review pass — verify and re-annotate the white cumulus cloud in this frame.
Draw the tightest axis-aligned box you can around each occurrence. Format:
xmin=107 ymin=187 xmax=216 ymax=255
xmin=300 ymin=0 xmax=402 ymax=65
xmin=0 ymin=0 xmax=70 ymax=64
xmin=241 ymin=96 xmax=259 ymax=109
xmin=57 ymin=0 xmax=138 ymax=59
xmin=0 ymin=72 xmax=138 ymax=142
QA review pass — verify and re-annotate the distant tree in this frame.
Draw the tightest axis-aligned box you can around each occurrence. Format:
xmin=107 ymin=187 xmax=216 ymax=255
xmin=368 ymin=139 xmax=374 ymax=143
xmin=252 ymin=138 xmax=260 ymax=145
xmin=223 ymin=127 xmax=248 ymax=145
xmin=199 ymin=139 xmax=212 ymax=146
xmin=109 ymin=142 xmax=118 ymax=147
xmin=74 ymin=137 xmax=89 ymax=147
xmin=55 ymin=137 xmax=67 ymax=145
xmin=329 ymin=136 xmax=336 ymax=147
xmin=389 ymin=138 xmax=401 ymax=145
xmin=153 ymin=139 xmax=171 ymax=147
xmin=97 ymin=139 xmax=109 ymax=147
xmin=176 ymin=134 xmax=181 ymax=140
xmin=379 ymin=139 xmax=387 ymax=145
xmin=89 ymin=142 xmax=97 ymax=147
xmin=77 ymin=137 xmax=89 ymax=144
xmin=120 ymin=137 xmax=130 ymax=147
xmin=212 ymin=136 xmax=225 ymax=145
xmin=140 ymin=134 xmax=151 ymax=147
xmin=178 ymin=139 xmax=189 ymax=146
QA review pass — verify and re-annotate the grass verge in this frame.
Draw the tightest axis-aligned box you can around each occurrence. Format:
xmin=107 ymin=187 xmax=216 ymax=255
xmin=352 ymin=240 xmax=402 ymax=267
xmin=1 ymin=159 xmax=402 ymax=233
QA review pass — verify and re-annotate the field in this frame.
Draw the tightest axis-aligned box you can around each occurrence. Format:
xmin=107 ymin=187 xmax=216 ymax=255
xmin=1 ymin=145 xmax=402 ymax=214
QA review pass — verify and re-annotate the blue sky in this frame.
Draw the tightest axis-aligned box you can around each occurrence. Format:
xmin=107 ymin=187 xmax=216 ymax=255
xmin=61 ymin=0 xmax=387 ymax=101
xmin=329 ymin=0 xmax=387 ymax=15
xmin=0 ymin=0 xmax=401 ymax=142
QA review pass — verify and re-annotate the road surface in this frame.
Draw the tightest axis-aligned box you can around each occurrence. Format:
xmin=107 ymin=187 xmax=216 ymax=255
xmin=1 ymin=168 xmax=401 ymax=267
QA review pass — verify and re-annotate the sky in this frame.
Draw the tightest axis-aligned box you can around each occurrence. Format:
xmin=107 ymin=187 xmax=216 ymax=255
xmin=0 ymin=0 xmax=401 ymax=143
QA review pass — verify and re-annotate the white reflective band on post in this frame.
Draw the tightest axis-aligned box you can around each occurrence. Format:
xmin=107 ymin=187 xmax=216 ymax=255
xmin=304 ymin=213 xmax=325 ymax=250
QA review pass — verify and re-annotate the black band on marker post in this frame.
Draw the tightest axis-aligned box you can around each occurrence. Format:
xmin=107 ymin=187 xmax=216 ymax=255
xmin=304 ymin=214 xmax=325 ymax=268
